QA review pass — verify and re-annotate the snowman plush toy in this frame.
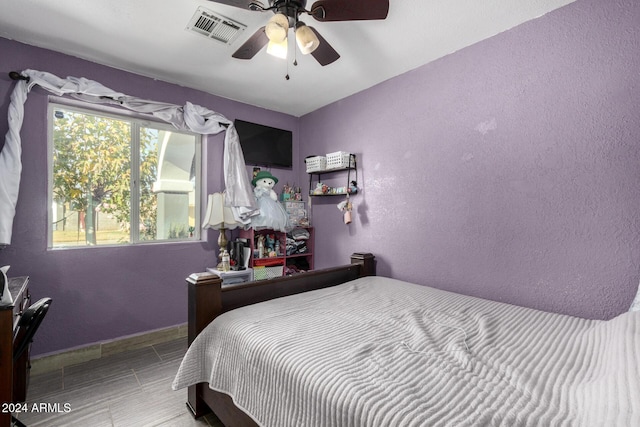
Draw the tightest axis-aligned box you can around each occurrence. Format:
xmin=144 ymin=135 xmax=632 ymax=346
xmin=250 ymin=171 xmax=291 ymax=232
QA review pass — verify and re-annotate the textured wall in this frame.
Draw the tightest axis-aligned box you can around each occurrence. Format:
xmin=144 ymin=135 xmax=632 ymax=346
xmin=0 ymin=38 xmax=298 ymax=356
xmin=1 ymin=0 xmax=639 ymax=357
xmin=299 ymin=0 xmax=640 ymax=320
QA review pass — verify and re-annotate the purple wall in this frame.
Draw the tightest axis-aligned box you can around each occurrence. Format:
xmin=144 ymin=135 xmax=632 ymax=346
xmin=300 ymin=0 xmax=640 ymax=320
xmin=2 ymin=0 xmax=639 ymax=356
xmin=0 ymin=38 xmax=298 ymax=356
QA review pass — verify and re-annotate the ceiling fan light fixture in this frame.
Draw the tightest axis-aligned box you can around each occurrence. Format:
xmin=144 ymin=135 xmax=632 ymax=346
xmin=265 ymin=13 xmax=289 ymax=43
xmin=266 ymin=37 xmax=288 ymax=59
xmin=295 ymin=23 xmax=319 ymax=55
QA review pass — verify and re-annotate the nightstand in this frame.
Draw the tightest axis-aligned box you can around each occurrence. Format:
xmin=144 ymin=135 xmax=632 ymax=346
xmin=206 ymin=268 xmax=253 ymax=286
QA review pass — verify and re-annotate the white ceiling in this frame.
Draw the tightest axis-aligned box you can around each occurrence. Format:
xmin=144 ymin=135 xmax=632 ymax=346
xmin=0 ymin=0 xmax=575 ymax=117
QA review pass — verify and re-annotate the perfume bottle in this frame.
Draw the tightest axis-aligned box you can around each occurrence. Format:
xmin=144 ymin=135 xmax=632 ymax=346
xmin=221 ymin=250 xmax=230 ymax=272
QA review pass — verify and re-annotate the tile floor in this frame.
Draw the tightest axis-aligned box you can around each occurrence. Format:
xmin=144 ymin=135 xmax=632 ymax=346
xmin=13 ymin=338 xmax=223 ymax=426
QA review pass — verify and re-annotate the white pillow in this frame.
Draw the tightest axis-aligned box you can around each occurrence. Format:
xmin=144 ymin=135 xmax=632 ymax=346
xmin=630 ymin=281 xmax=640 ymax=312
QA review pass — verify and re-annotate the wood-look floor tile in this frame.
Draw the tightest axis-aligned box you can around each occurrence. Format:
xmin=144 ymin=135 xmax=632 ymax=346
xmin=110 ymin=382 xmax=189 ymax=426
xmin=20 ymin=404 xmax=113 ymax=427
xmin=20 ymin=372 xmax=141 ymax=426
xmin=153 ymin=337 xmax=188 ymax=362
xmin=21 ymin=337 xmax=222 ymax=427
xmin=63 ymin=346 xmax=161 ymax=388
xmin=134 ymin=357 xmax=182 ymax=386
xmin=26 ymin=368 xmax=64 ymax=400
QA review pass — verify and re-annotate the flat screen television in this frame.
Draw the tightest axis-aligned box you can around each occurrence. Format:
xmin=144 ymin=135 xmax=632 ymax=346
xmin=234 ymin=119 xmax=293 ymax=169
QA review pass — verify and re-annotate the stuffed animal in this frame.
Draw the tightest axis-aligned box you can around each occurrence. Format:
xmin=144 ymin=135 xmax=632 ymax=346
xmin=265 ymin=234 xmax=275 ymax=252
xmin=337 ymin=198 xmax=353 ymax=225
xmin=312 ymin=182 xmax=324 ymax=195
xmin=253 ymin=171 xmax=278 ymax=201
xmin=250 ymin=171 xmax=291 ymax=232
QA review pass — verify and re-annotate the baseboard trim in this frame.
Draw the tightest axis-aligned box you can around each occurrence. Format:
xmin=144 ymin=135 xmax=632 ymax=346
xmin=30 ymin=323 xmax=187 ymax=375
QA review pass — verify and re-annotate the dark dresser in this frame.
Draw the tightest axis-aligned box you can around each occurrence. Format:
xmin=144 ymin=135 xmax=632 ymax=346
xmin=0 ymin=276 xmax=29 ymax=427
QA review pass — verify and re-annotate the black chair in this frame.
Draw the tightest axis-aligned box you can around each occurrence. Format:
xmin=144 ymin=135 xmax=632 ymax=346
xmin=12 ymin=298 xmax=52 ymax=427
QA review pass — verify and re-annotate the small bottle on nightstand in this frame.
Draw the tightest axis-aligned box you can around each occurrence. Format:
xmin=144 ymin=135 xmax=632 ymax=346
xmin=221 ymin=250 xmax=230 ymax=272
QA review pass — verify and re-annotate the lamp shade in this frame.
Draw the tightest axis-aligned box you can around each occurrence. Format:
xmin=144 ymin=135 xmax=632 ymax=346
xmin=202 ymin=192 xmax=239 ymax=230
xmin=265 ymin=13 xmax=289 ymax=43
xmin=266 ymin=38 xmax=288 ymax=59
xmin=295 ymin=23 xmax=319 ymax=55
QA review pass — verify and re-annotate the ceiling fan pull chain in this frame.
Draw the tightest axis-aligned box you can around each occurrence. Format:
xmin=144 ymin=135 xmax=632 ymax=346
xmin=293 ymin=13 xmax=299 ymax=67
xmin=285 ymin=47 xmax=290 ymax=80
xmin=286 ymin=33 xmax=295 ymax=80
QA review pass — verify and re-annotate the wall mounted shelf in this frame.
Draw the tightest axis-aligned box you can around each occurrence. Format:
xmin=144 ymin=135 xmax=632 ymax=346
xmin=307 ymin=153 xmax=358 ymax=197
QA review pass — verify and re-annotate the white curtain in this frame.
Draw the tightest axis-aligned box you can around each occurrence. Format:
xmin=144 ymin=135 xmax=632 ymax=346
xmin=0 ymin=69 xmax=255 ymax=246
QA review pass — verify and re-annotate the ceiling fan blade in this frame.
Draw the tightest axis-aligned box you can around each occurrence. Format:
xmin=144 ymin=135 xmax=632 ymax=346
xmin=309 ymin=27 xmax=340 ymax=66
xmin=206 ymin=0 xmax=265 ymax=11
xmin=232 ymin=27 xmax=268 ymax=59
xmin=310 ymin=0 xmax=389 ymax=22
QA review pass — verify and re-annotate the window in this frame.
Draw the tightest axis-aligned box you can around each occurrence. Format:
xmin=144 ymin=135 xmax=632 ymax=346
xmin=49 ymin=103 xmax=201 ymax=248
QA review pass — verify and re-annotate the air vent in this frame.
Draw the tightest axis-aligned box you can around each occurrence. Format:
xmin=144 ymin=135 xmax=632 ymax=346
xmin=186 ymin=6 xmax=246 ymax=45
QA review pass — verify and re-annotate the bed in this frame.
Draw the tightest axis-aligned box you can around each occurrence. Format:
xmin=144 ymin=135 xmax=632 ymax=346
xmin=172 ymin=253 xmax=640 ymax=426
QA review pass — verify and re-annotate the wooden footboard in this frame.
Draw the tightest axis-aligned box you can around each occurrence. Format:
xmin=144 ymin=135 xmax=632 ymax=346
xmin=184 ymin=253 xmax=375 ymax=424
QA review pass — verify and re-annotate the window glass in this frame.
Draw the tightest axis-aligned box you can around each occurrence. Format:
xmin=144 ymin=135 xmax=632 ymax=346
xmin=50 ymin=104 xmax=200 ymax=247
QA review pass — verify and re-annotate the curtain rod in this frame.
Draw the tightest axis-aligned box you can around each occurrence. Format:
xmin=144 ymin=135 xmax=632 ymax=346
xmin=8 ymin=71 xmax=120 ymax=102
xmin=9 ymin=71 xmax=29 ymax=82
xmin=6 ymin=70 xmax=227 ymax=126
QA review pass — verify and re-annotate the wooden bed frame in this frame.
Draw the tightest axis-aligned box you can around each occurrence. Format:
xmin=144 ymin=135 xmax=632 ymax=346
xmin=184 ymin=252 xmax=376 ymax=426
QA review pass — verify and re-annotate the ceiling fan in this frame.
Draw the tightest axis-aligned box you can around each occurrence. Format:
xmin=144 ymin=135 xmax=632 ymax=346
xmin=208 ymin=0 xmax=389 ymax=66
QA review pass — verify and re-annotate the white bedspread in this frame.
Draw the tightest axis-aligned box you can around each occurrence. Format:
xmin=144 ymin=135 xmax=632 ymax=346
xmin=172 ymin=276 xmax=640 ymax=426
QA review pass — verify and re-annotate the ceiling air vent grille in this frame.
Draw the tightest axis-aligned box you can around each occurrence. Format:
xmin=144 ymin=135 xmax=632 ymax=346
xmin=186 ymin=6 xmax=246 ymax=45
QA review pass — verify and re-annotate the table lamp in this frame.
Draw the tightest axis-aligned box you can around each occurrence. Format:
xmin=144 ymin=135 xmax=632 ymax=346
xmin=202 ymin=192 xmax=239 ymax=268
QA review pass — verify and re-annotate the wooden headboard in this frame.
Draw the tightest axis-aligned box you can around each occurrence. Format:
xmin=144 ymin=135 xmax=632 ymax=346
xmin=186 ymin=252 xmax=375 ymax=344
xmin=183 ymin=252 xmax=376 ymax=419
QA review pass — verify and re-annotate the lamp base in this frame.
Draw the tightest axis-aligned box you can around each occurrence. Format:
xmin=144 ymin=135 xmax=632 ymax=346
xmin=217 ymin=227 xmax=228 ymax=268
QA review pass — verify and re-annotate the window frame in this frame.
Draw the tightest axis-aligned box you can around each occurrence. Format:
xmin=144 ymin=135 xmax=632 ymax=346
xmin=47 ymin=99 xmax=202 ymax=249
